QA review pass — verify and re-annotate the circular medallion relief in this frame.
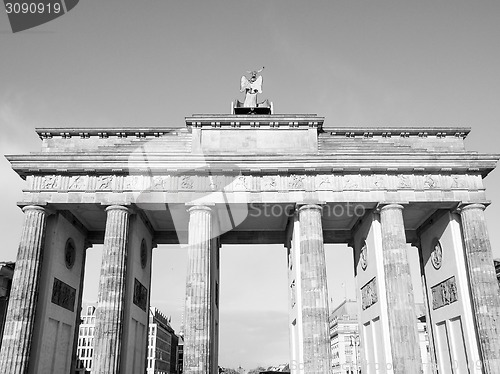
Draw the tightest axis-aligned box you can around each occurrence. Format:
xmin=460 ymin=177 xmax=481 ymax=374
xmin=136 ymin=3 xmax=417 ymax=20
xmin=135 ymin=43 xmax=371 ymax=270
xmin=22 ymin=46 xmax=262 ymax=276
xmin=360 ymin=240 xmax=368 ymax=271
xmin=140 ymin=239 xmax=148 ymax=269
xmin=431 ymin=239 xmax=443 ymax=270
xmin=65 ymin=239 xmax=76 ymax=269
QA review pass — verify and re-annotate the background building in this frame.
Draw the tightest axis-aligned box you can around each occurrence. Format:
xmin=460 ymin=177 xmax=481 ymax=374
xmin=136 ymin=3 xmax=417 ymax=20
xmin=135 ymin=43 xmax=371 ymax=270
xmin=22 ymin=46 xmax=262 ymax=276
xmin=75 ymin=304 xmax=96 ymax=373
xmin=147 ymin=307 xmax=179 ymax=374
xmin=329 ymin=299 xmax=360 ymax=374
xmin=74 ymin=304 xmax=180 ymax=373
xmin=494 ymin=259 xmax=500 ymax=285
xmin=415 ymin=304 xmax=432 ymax=374
xmin=177 ymin=335 xmax=184 ymax=374
xmin=0 ymin=262 xmax=15 ymax=352
xmin=329 ymin=300 xmax=431 ymax=373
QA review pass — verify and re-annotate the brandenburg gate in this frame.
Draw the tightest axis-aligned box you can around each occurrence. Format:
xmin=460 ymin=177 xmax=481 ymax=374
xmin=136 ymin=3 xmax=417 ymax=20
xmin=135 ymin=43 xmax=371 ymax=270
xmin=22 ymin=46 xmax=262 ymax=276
xmin=1 ymin=105 xmax=500 ymax=373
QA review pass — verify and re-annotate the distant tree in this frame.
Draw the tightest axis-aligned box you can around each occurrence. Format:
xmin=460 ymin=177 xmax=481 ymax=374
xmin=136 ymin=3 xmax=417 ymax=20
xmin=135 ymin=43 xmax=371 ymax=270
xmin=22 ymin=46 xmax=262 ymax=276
xmin=220 ymin=368 xmax=239 ymax=374
xmin=248 ymin=366 xmax=267 ymax=374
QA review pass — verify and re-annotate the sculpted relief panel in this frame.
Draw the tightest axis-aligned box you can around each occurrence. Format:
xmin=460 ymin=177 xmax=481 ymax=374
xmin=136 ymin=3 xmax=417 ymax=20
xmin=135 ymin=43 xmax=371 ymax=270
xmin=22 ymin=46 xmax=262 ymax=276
xmin=68 ymin=176 xmax=87 ymax=190
xmin=361 ymin=277 xmax=378 ymax=310
xmin=432 ymin=276 xmax=458 ymax=310
xmin=31 ymin=173 xmax=483 ymax=193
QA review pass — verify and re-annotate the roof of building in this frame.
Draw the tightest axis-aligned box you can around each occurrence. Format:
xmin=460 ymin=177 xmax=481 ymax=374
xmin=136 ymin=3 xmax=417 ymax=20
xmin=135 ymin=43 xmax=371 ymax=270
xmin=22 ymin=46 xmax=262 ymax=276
xmin=150 ymin=307 xmax=175 ymax=334
xmin=0 ymin=262 xmax=15 ymax=277
xmin=329 ymin=300 xmax=428 ymax=323
xmin=329 ymin=299 xmax=358 ymax=322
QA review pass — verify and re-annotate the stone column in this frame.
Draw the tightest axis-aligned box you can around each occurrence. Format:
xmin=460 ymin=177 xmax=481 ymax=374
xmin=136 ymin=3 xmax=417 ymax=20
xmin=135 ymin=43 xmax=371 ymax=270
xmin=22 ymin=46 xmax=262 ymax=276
xmin=379 ymin=204 xmax=421 ymax=373
xmin=297 ymin=204 xmax=331 ymax=374
xmin=459 ymin=203 xmax=500 ymax=373
xmin=0 ymin=206 xmax=47 ymax=374
xmin=183 ymin=205 xmax=213 ymax=374
xmin=93 ymin=205 xmax=131 ymax=374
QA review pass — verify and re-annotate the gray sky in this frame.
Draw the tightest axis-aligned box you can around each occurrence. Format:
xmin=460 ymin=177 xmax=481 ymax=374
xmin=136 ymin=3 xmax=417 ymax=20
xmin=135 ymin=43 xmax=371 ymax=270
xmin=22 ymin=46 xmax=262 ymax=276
xmin=1 ymin=1 xmax=500 ymax=370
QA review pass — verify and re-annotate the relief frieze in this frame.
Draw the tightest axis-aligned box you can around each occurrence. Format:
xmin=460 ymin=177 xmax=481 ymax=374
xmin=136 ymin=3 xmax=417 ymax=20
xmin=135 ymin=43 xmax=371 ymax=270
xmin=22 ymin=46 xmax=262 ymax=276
xmin=96 ymin=175 xmax=113 ymax=190
xmin=180 ymin=175 xmax=194 ymax=190
xmin=232 ymin=175 xmax=250 ymax=191
xmin=289 ymin=174 xmax=306 ymax=190
xmin=151 ymin=175 xmax=168 ymax=190
xmin=208 ymin=175 xmax=226 ymax=192
xmin=373 ymin=175 xmax=385 ymax=189
xmin=343 ymin=175 xmax=359 ymax=190
xmin=451 ymin=175 xmax=468 ymax=189
xmin=424 ymin=175 xmax=438 ymax=189
xmin=261 ymin=175 xmax=278 ymax=191
xmin=124 ymin=175 xmax=143 ymax=190
xmin=316 ymin=175 xmax=333 ymax=190
xmin=41 ymin=175 xmax=59 ymax=190
xmin=68 ymin=175 xmax=87 ymax=190
xmin=32 ymin=173 xmax=481 ymax=193
xmin=397 ymin=174 xmax=412 ymax=189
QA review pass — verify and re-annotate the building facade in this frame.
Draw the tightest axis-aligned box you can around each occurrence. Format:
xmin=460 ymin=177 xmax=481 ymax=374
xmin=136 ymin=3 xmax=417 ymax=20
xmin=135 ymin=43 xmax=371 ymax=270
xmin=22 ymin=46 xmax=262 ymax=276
xmin=329 ymin=300 xmax=361 ymax=374
xmin=75 ymin=304 xmax=96 ymax=373
xmin=75 ymin=304 xmax=180 ymax=374
xmin=329 ymin=300 xmax=432 ymax=374
xmin=1 ymin=108 xmax=500 ymax=374
xmin=494 ymin=259 xmax=500 ymax=286
xmin=0 ymin=262 xmax=14 ymax=352
xmin=147 ymin=307 xmax=180 ymax=374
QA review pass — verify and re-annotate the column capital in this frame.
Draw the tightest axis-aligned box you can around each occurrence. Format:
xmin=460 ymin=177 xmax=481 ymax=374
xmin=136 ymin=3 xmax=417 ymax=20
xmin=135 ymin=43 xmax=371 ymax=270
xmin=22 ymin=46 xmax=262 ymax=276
xmin=104 ymin=204 xmax=131 ymax=214
xmin=376 ymin=203 xmax=405 ymax=213
xmin=186 ymin=203 xmax=215 ymax=214
xmin=457 ymin=202 xmax=489 ymax=213
xmin=21 ymin=205 xmax=48 ymax=214
xmin=296 ymin=202 xmax=324 ymax=213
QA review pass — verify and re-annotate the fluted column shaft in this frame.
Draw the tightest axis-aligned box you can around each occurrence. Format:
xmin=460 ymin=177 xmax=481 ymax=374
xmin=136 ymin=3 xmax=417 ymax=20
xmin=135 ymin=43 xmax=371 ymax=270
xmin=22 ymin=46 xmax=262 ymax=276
xmin=0 ymin=206 xmax=47 ymax=374
xmin=93 ymin=205 xmax=131 ymax=374
xmin=460 ymin=203 xmax=500 ymax=373
xmin=298 ymin=204 xmax=331 ymax=374
xmin=379 ymin=204 xmax=421 ymax=373
xmin=183 ymin=205 xmax=213 ymax=374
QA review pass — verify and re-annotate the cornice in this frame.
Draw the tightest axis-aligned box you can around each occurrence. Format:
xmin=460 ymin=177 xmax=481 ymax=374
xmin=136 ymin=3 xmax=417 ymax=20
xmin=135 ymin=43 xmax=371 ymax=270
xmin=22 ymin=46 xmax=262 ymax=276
xmin=6 ymin=152 xmax=499 ymax=177
xmin=35 ymin=127 xmax=188 ymax=139
xmin=321 ymin=127 xmax=470 ymax=138
xmin=34 ymin=124 xmax=471 ymax=140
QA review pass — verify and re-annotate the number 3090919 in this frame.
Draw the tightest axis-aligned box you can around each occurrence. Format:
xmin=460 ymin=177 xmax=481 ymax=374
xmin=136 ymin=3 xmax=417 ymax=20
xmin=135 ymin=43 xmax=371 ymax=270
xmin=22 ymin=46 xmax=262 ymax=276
xmin=5 ymin=2 xmax=62 ymax=14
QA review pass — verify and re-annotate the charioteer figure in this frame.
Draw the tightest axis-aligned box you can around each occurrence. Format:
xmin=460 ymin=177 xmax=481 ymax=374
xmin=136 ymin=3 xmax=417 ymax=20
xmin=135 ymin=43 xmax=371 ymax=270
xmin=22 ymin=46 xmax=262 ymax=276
xmin=233 ymin=67 xmax=273 ymax=114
